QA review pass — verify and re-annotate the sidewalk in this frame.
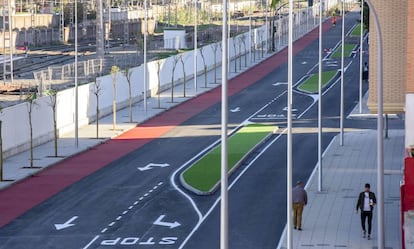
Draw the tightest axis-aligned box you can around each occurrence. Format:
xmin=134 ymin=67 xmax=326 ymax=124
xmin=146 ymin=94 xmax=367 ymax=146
xmin=277 ymin=98 xmax=404 ymax=248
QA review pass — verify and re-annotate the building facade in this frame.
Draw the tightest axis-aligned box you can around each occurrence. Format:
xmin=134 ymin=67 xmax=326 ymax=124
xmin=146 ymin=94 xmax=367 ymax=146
xmin=368 ymin=0 xmax=413 ymax=147
xmin=406 ymin=0 xmax=414 ymax=147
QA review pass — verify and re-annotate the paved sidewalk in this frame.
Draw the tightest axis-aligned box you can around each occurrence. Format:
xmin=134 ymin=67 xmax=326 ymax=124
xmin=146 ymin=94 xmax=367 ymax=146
xmin=277 ymin=103 xmax=404 ymax=248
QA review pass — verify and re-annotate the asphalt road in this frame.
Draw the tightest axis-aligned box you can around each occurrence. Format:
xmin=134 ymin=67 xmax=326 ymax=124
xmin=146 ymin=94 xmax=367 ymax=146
xmin=0 ymin=11 xmax=404 ymax=249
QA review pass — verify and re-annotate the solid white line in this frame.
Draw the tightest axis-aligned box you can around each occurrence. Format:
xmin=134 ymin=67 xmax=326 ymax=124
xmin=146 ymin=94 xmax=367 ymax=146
xmin=82 ymin=235 xmax=100 ymax=249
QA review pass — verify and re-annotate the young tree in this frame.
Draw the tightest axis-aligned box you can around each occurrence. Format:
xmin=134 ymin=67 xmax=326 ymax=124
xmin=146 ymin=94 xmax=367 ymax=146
xmin=199 ymin=46 xmax=208 ymax=87
xmin=26 ymin=91 xmax=37 ymax=168
xmin=92 ymin=77 xmax=103 ymax=139
xmin=179 ymin=53 xmax=188 ymax=97
xmin=232 ymin=38 xmax=238 ymax=73
xmin=111 ymin=65 xmax=120 ymax=130
xmin=170 ymin=55 xmax=180 ymax=103
xmin=45 ymin=88 xmax=58 ymax=157
xmin=239 ymin=34 xmax=248 ymax=67
xmin=270 ymin=0 xmax=283 ymax=52
xmin=156 ymin=60 xmax=163 ymax=108
xmin=211 ymin=43 xmax=220 ymax=84
xmin=123 ymin=68 xmax=134 ymax=123
xmin=238 ymin=36 xmax=243 ymax=70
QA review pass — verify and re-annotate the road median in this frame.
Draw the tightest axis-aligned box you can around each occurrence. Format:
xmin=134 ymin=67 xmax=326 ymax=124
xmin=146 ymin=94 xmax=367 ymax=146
xmin=180 ymin=123 xmax=277 ymax=195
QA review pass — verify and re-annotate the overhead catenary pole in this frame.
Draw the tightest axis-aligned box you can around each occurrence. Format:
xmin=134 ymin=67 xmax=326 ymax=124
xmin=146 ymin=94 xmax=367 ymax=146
xmin=143 ymin=0 xmax=148 ymax=114
xmin=339 ymin=0 xmax=345 ymax=146
xmin=220 ymin=0 xmax=229 ymax=248
xmin=75 ymin=0 xmax=79 ymax=147
xmin=359 ymin=0 xmax=364 ymax=113
xmin=363 ymin=1 xmax=384 ymax=248
xmin=317 ymin=0 xmax=323 ymax=192
xmin=193 ymin=0 xmax=198 ymax=94
xmin=286 ymin=0 xmax=293 ymax=248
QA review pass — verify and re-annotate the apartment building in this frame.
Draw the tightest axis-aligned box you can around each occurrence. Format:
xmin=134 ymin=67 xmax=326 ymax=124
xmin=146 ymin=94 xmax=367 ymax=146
xmin=368 ymin=0 xmax=413 ymax=147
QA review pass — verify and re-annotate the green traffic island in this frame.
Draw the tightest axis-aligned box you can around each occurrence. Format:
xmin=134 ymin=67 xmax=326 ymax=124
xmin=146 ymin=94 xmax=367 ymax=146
xmin=180 ymin=123 xmax=277 ymax=195
xmin=330 ymin=43 xmax=358 ymax=59
xmin=297 ymin=70 xmax=339 ymax=94
xmin=350 ymin=23 xmax=368 ymax=37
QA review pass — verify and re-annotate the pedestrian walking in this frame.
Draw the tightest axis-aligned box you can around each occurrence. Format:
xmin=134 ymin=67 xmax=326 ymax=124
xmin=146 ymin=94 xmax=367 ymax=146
xmin=363 ymin=62 xmax=369 ymax=83
xmin=356 ymin=183 xmax=377 ymax=240
xmin=292 ymin=180 xmax=307 ymax=231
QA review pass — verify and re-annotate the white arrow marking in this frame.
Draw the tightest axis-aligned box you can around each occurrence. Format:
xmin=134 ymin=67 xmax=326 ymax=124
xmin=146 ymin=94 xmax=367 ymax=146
xmin=55 ymin=216 xmax=78 ymax=230
xmin=272 ymin=82 xmax=288 ymax=86
xmin=153 ymin=215 xmax=181 ymax=229
xmin=283 ymin=107 xmax=298 ymax=112
xmin=138 ymin=163 xmax=170 ymax=171
xmin=230 ymin=107 xmax=240 ymax=113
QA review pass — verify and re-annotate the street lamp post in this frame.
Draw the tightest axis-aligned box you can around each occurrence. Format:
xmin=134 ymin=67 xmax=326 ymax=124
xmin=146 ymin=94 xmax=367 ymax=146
xmin=359 ymin=0 xmax=364 ymax=113
xmin=363 ymin=1 xmax=384 ymax=248
xmin=220 ymin=1 xmax=229 ymax=249
xmin=194 ymin=0 xmax=198 ymax=94
xmin=339 ymin=0 xmax=345 ymax=146
xmin=317 ymin=0 xmax=323 ymax=192
xmin=143 ymin=0 xmax=148 ymax=114
xmin=287 ymin=0 xmax=294 ymax=248
xmin=75 ymin=0 xmax=79 ymax=147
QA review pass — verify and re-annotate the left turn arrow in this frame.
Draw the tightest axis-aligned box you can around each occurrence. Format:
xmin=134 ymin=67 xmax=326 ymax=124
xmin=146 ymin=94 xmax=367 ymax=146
xmin=54 ymin=216 xmax=78 ymax=230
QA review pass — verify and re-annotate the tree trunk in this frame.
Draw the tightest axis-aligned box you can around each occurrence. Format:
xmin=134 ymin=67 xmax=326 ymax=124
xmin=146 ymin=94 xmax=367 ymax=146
xmin=29 ymin=107 xmax=33 ymax=168
xmin=96 ymin=97 xmax=99 ymax=139
xmin=53 ymin=108 xmax=58 ymax=157
xmin=129 ymin=84 xmax=132 ymax=123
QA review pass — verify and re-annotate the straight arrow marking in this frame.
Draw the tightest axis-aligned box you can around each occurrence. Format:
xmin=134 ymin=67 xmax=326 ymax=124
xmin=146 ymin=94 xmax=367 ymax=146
xmin=153 ymin=215 xmax=181 ymax=229
xmin=55 ymin=216 xmax=78 ymax=230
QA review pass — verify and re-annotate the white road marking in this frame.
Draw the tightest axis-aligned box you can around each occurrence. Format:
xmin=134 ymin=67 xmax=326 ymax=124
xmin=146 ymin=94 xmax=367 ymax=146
xmin=54 ymin=216 xmax=79 ymax=231
xmin=138 ymin=163 xmax=170 ymax=171
xmin=153 ymin=215 xmax=181 ymax=229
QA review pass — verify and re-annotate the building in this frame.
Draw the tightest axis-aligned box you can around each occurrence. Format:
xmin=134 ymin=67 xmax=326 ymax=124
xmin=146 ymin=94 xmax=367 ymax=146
xmin=367 ymin=0 xmax=413 ymax=147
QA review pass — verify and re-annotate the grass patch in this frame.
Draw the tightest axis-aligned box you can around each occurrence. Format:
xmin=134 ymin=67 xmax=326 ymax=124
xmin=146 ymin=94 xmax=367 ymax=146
xmin=350 ymin=23 xmax=367 ymax=37
xmin=181 ymin=123 xmax=275 ymax=194
xmin=331 ymin=44 xmax=357 ymax=58
xmin=298 ymin=70 xmax=337 ymax=93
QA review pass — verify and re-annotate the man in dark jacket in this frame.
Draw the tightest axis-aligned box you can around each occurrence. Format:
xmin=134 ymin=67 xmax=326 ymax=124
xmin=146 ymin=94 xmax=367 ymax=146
xmin=356 ymin=183 xmax=377 ymax=240
xmin=292 ymin=180 xmax=307 ymax=230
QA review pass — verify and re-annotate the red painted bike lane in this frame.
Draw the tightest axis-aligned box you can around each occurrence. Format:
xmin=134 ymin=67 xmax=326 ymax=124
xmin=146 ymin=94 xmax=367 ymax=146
xmin=0 ymin=20 xmax=334 ymax=228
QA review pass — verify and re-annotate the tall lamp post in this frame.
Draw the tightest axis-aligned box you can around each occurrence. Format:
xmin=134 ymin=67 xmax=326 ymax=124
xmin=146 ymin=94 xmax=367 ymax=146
xmin=339 ymin=0 xmax=345 ymax=146
xmin=220 ymin=1 xmax=229 ymax=249
xmin=286 ymin=0 xmax=293 ymax=248
xmin=193 ymin=0 xmax=198 ymax=94
xmin=143 ymin=0 xmax=148 ymax=114
xmin=359 ymin=0 xmax=364 ymax=113
xmin=363 ymin=1 xmax=384 ymax=248
xmin=75 ymin=0 xmax=79 ymax=147
xmin=317 ymin=0 xmax=323 ymax=192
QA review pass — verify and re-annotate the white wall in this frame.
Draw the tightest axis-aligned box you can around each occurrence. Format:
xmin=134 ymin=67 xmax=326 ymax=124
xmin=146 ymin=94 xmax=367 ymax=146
xmin=1 ymin=12 xmax=316 ymax=158
xmin=406 ymin=93 xmax=414 ymax=148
